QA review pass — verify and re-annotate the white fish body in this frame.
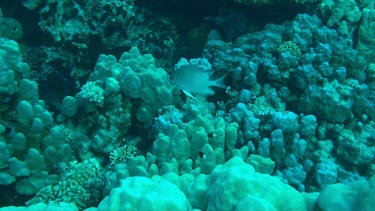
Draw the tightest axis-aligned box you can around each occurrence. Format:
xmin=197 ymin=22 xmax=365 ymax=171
xmin=172 ymin=58 xmax=227 ymax=96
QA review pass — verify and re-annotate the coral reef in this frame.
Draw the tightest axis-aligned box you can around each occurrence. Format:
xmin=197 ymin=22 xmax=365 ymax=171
xmin=1 ymin=0 xmax=375 ymax=210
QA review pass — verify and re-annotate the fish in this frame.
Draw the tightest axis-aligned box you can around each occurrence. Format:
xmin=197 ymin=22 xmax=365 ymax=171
xmin=171 ymin=58 xmax=227 ymax=97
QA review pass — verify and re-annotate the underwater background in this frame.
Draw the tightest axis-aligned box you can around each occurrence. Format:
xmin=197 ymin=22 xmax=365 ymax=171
xmin=0 ymin=0 xmax=375 ymax=210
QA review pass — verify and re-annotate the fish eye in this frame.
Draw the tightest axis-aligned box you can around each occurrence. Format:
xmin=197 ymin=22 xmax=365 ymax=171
xmin=169 ymin=76 xmax=177 ymax=83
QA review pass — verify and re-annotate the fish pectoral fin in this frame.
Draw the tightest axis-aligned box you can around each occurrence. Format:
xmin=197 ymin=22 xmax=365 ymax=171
xmin=182 ymin=90 xmax=196 ymax=99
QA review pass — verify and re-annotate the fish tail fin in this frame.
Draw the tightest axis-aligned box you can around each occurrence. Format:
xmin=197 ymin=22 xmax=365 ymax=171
xmin=213 ymin=74 xmax=227 ymax=89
